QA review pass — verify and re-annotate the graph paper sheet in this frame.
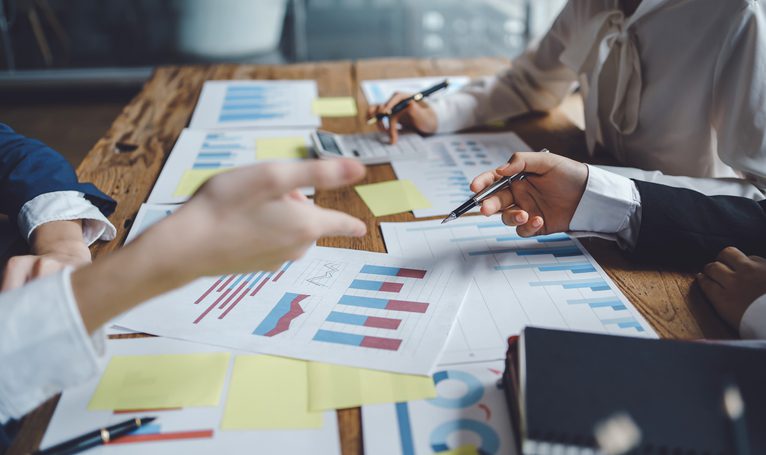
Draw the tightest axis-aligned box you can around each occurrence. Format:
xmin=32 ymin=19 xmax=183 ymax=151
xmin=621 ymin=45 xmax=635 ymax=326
xmin=362 ymin=361 xmax=517 ymax=455
xmin=189 ymin=80 xmax=321 ymax=130
xmin=381 ymin=216 xmax=657 ymax=365
xmin=41 ymin=337 xmax=341 ymax=455
xmin=116 ymin=246 xmax=472 ymax=375
xmin=391 ymin=132 xmax=533 ymax=218
xmin=147 ymin=128 xmax=315 ymax=204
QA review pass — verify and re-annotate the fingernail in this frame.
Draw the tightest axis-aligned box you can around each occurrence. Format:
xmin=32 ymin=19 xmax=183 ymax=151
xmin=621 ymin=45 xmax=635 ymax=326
xmin=515 ymin=214 xmax=525 ymax=223
xmin=497 ymin=163 xmax=510 ymax=172
xmin=532 ymin=218 xmax=543 ymax=227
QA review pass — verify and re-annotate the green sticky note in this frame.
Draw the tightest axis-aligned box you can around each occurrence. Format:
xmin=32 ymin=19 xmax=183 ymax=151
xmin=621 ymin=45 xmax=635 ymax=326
xmin=255 ymin=136 xmax=308 ymax=160
xmin=173 ymin=168 xmax=227 ymax=197
xmin=355 ymin=179 xmax=431 ymax=217
xmin=88 ymin=353 xmax=230 ymax=411
xmin=307 ymin=362 xmax=436 ymax=411
xmin=436 ymin=445 xmax=480 ymax=455
xmin=222 ymin=355 xmax=322 ymax=430
xmin=312 ymin=97 xmax=358 ymax=117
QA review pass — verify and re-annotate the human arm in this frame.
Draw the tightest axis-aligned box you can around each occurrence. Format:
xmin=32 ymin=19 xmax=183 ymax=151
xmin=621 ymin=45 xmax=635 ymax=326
xmin=0 ymin=124 xmax=117 ymax=288
xmin=472 ymin=151 xmax=766 ymax=337
xmin=73 ymin=159 xmax=367 ymax=332
xmin=366 ymin=1 xmax=580 ymax=143
xmin=0 ymin=159 xmax=366 ymax=422
xmin=711 ymin=2 xmax=766 ymax=188
xmin=0 ymin=124 xmax=116 ymax=225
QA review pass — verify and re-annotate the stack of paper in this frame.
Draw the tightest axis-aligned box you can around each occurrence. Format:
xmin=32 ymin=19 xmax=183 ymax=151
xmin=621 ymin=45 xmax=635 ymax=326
xmin=41 ymin=337 xmax=341 ymax=455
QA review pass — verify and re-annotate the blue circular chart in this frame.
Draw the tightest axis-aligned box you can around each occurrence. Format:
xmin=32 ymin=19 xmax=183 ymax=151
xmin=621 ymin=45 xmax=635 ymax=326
xmin=429 ymin=419 xmax=500 ymax=455
xmin=430 ymin=370 xmax=484 ymax=409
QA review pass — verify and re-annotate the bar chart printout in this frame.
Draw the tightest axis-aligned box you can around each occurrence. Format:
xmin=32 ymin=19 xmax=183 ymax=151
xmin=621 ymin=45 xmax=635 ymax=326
xmin=188 ymin=80 xmax=321 ymax=130
xmin=115 ymin=247 xmax=471 ymax=375
xmin=381 ymin=216 xmax=656 ymax=365
xmin=390 ymin=132 xmax=533 ymax=218
xmin=312 ymin=265 xmax=430 ymax=352
xmin=146 ymin=128 xmax=315 ymax=204
xmin=362 ymin=361 xmax=516 ymax=455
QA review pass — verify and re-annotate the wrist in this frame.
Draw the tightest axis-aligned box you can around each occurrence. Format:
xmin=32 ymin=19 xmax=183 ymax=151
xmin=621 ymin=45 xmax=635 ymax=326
xmin=30 ymin=220 xmax=91 ymax=261
xmin=71 ymin=218 xmax=197 ymax=332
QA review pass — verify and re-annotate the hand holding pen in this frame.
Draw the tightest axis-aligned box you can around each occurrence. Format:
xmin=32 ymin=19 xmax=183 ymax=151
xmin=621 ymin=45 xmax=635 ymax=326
xmin=463 ymin=150 xmax=589 ymax=237
xmin=366 ymin=80 xmax=447 ymax=145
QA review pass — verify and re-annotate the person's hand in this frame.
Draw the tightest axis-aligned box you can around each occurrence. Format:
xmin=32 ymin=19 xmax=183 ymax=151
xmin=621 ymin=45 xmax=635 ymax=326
xmin=367 ymin=92 xmax=438 ymax=144
xmin=1 ymin=220 xmax=91 ymax=291
xmin=696 ymin=247 xmax=766 ymax=330
xmin=72 ymin=159 xmax=368 ymax=332
xmin=470 ymin=152 xmax=588 ymax=236
xmin=150 ymin=159 xmax=368 ymax=280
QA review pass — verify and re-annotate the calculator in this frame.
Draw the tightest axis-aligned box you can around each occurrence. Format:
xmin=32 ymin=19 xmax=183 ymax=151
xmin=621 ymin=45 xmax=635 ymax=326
xmin=310 ymin=130 xmax=426 ymax=164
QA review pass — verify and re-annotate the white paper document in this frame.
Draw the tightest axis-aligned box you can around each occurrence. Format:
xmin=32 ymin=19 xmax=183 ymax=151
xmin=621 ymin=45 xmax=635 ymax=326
xmin=363 ymin=361 xmax=517 ymax=455
xmin=391 ymin=132 xmax=533 ymax=218
xmin=189 ymin=80 xmax=321 ymax=130
xmin=116 ymin=246 xmax=472 ymax=375
xmin=124 ymin=203 xmax=179 ymax=244
xmin=41 ymin=337 xmax=340 ymax=455
xmin=381 ymin=216 xmax=657 ymax=365
xmin=147 ymin=128 xmax=315 ymax=204
xmin=361 ymin=76 xmax=470 ymax=105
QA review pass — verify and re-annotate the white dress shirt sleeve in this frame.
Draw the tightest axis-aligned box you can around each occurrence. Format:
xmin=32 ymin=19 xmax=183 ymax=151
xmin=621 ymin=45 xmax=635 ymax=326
xmin=18 ymin=191 xmax=116 ymax=246
xmin=568 ymin=165 xmax=642 ymax=249
xmin=711 ymin=1 xmax=766 ymax=189
xmin=0 ymin=268 xmax=104 ymax=423
xmin=740 ymin=294 xmax=766 ymax=340
xmin=428 ymin=2 xmax=579 ymax=133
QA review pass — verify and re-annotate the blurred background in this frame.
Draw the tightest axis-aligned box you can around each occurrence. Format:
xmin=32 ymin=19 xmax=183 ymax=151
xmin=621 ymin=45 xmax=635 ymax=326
xmin=0 ymin=0 xmax=566 ymax=164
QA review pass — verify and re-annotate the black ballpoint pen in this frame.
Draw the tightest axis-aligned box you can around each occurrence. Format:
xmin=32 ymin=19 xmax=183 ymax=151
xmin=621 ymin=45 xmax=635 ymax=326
xmin=35 ymin=416 xmax=156 ymax=455
xmin=441 ymin=148 xmax=550 ymax=224
xmin=367 ymin=80 xmax=449 ymax=125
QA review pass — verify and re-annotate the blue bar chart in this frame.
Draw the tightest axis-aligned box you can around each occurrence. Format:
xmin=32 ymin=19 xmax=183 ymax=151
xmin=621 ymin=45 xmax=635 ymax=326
xmin=381 ymin=216 xmax=655 ymax=363
xmin=313 ymin=263 xmax=431 ymax=352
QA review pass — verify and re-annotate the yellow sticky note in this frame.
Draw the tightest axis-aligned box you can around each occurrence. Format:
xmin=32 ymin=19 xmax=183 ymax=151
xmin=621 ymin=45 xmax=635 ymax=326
xmin=173 ymin=168 xmax=227 ymax=197
xmin=255 ymin=137 xmax=308 ymax=160
xmin=222 ymin=355 xmax=322 ymax=430
xmin=355 ymin=179 xmax=431 ymax=217
xmin=312 ymin=97 xmax=358 ymax=117
xmin=307 ymin=362 xmax=436 ymax=411
xmin=88 ymin=353 xmax=230 ymax=411
xmin=436 ymin=445 xmax=480 ymax=455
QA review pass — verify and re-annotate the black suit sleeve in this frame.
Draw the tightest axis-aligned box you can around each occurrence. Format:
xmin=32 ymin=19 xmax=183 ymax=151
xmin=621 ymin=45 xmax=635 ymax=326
xmin=631 ymin=180 xmax=766 ymax=267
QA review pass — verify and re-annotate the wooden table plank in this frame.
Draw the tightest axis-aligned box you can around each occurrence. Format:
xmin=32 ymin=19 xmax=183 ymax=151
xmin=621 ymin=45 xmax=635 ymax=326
xmin=8 ymin=58 xmax=733 ymax=455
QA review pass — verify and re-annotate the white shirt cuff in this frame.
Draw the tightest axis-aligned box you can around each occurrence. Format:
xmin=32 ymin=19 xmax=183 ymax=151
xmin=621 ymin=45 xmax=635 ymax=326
xmin=0 ymin=268 xmax=104 ymax=423
xmin=430 ymin=93 xmax=482 ymax=134
xmin=18 ymin=191 xmax=116 ymax=246
xmin=740 ymin=294 xmax=766 ymax=339
xmin=569 ymin=165 xmax=642 ymax=249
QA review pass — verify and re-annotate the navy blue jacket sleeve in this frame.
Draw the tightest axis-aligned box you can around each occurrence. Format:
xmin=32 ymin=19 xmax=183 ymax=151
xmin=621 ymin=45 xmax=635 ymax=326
xmin=631 ymin=180 xmax=766 ymax=267
xmin=0 ymin=123 xmax=116 ymax=226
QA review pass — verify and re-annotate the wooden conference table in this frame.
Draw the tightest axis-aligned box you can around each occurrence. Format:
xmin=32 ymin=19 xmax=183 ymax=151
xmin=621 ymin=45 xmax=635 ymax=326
xmin=8 ymin=58 xmax=736 ymax=455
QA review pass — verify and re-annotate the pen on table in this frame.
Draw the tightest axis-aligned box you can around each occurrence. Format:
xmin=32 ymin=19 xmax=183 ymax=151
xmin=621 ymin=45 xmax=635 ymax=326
xmin=35 ymin=416 xmax=156 ymax=455
xmin=441 ymin=148 xmax=550 ymax=224
xmin=366 ymin=80 xmax=449 ymax=125
xmin=723 ymin=381 xmax=751 ymax=455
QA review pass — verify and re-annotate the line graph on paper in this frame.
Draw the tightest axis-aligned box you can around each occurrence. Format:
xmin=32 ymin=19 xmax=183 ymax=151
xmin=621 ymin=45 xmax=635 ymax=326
xmin=253 ymin=293 xmax=312 ymax=337
xmin=300 ymin=260 xmax=345 ymax=287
